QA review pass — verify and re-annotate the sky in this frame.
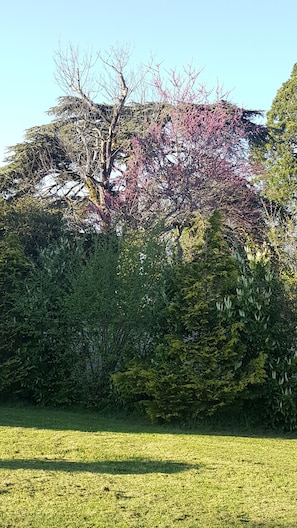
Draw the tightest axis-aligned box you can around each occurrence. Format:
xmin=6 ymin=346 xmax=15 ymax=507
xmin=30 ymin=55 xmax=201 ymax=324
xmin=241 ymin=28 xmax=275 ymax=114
xmin=1 ymin=0 xmax=297 ymax=166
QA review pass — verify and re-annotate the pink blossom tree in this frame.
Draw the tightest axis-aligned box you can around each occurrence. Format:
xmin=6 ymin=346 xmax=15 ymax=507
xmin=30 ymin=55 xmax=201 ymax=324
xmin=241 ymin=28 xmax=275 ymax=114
xmin=115 ymin=67 xmax=264 ymax=241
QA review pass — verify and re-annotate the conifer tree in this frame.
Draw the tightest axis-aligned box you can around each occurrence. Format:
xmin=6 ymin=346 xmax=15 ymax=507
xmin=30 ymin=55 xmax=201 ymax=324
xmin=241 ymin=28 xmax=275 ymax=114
xmin=255 ymin=64 xmax=297 ymax=211
xmin=113 ymin=212 xmax=266 ymax=423
xmin=0 ymin=234 xmax=30 ymax=396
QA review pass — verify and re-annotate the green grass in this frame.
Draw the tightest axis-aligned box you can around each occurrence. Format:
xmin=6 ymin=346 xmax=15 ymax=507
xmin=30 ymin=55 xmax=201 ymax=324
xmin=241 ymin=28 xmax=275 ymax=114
xmin=0 ymin=406 xmax=296 ymax=527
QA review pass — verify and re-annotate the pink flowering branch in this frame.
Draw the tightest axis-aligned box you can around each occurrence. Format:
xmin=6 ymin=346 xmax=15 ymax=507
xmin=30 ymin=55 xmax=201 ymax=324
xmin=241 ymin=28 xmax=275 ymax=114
xmin=118 ymin=68 xmax=263 ymax=240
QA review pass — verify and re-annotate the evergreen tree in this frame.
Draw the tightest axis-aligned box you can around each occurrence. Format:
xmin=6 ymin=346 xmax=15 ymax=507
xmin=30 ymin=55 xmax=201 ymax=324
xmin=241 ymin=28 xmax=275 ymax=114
xmin=113 ymin=213 xmax=266 ymax=423
xmin=254 ymin=64 xmax=297 ymax=211
xmin=10 ymin=234 xmax=79 ymax=405
xmin=0 ymin=234 xmax=30 ymax=397
xmin=0 ymin=197 xmax=65 ymax=261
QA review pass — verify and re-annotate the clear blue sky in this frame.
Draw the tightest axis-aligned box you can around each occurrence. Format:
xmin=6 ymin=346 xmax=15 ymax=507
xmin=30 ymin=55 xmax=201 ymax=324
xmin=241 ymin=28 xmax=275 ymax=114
xmin=1 ymin=0 xmax=297 ymax=165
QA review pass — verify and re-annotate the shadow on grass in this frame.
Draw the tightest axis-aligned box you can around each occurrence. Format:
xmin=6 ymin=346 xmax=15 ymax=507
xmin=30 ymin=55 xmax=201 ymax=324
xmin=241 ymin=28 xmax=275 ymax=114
xmin=0 ymin=405 xmax=296 ymax=439
xmin=0 ymin=457 xmax=200 ymax=474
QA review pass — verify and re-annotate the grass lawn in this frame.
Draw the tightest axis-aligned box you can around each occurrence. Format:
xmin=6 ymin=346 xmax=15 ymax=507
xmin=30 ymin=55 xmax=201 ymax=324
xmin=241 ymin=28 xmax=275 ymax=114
xmin=0 ymin=406 xmax=296 ymax=527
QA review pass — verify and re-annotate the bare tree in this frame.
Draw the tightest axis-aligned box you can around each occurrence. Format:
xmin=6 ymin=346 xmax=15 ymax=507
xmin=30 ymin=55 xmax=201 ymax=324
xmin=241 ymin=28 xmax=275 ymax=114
xmin=52 ymin=45 xmax=133 ymax=227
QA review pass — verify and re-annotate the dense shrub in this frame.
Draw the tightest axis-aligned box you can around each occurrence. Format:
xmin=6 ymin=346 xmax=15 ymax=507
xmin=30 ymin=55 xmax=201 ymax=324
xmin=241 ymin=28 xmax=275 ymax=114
xmin=113 ymin=213 xmax=267 ymax=423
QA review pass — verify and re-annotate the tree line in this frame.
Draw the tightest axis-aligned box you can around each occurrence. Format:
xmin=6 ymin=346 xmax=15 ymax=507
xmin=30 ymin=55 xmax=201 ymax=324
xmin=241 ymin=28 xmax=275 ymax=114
xmin=1 ymin=47 xmax=297 ymax=430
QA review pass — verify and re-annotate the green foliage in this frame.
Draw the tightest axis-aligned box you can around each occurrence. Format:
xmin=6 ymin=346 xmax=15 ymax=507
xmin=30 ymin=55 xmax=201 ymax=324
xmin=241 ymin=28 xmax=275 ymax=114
xmin=2 ymin=221 xmax=168 ymax=408
xmin=114 ymin=213 xmax=266 ymax=423
xmin=264 ymin=351 xmax=297 ymax=432
xmin=0 ymin=196 xmax=65 ymax=260
xmin=253 ymin=63 xmax=297 ymax=211
xmin=114 ymin=324 xmax=247 ymax=424
xmin=65 ymin=228 xmax=168 ymax=407
xmin=0 ymin=124 xmax=71 ymax=199
xmin=0 ymin=233 xmax=31 ymax=396
xmin=248 ymin=64 xmax=297 ymax=429
xmin=2 ymin=59 xmax=297 ymax=431
xmin=231 ymin=243 xmax=297 ymax=431
xmin=0 ymin=198 xmax=75 ymax=403
xmin=263 ymin=273 xmax=297 ymax=431
xmin=230 ymin=244 xmax=273 ymax=383
xmin=1 ymin=197 xmax=296 ymax=430
xmin=0 ymin=100 xmax=167 ymax=227
xmin=64 ymin=233 xmax=132 ymax=405
xmin=13 ymin=235 xmax=80 ymax=405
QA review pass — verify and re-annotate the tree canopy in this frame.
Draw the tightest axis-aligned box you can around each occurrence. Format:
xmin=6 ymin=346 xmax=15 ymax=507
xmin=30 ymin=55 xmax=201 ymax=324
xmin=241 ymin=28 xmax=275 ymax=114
xmin=253 ymin=63 xmax=297 ymax=211
xmin=0 ymin=47 xmax=266 ymax=240
xmin=1 ymin=48 xmax=297 ymax=431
